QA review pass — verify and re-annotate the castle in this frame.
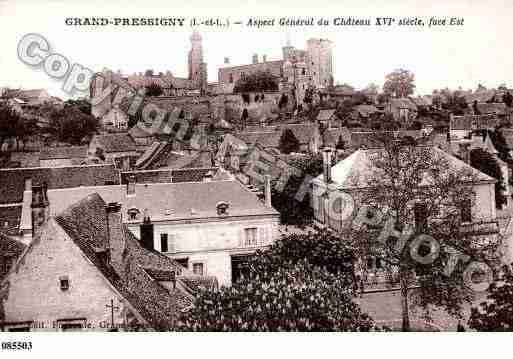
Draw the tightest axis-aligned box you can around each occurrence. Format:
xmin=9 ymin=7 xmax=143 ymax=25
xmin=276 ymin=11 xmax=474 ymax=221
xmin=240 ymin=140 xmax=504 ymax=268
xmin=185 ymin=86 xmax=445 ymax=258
xmin=218 ymin=37 xmax=333 ymax=104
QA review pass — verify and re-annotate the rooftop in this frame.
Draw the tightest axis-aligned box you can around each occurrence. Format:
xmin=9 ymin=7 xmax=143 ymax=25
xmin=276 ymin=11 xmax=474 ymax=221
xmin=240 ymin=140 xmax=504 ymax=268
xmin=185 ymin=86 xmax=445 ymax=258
xmin=33 ymin=180 xmax=278 ymax=224
xmin=0 ymin=164 xmax=120 ymax=205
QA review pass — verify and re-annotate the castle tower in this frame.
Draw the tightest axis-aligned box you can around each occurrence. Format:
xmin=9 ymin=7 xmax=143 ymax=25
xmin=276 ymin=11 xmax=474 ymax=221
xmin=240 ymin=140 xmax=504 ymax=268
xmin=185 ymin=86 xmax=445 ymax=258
xmin=306 ymin=38 xmax=333 ymax=89
xmin=188 ymin=31 xmax=204 ymax=84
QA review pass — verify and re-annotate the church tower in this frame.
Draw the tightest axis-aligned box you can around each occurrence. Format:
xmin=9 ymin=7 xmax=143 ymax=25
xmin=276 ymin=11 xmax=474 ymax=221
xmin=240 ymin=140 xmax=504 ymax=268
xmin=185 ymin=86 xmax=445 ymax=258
xmin=188 ymin=31 xmax=204 ymax=84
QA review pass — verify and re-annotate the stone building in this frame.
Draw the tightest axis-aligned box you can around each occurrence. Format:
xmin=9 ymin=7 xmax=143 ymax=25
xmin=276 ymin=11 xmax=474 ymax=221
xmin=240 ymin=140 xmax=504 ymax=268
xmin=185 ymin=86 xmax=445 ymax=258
xmin=18 ymin=179 xmax=280 ymax=286
xmin=218 ymin=37 xmax=334 ymax=104
xmin=1 ymin=193 xmax=214 ymax=331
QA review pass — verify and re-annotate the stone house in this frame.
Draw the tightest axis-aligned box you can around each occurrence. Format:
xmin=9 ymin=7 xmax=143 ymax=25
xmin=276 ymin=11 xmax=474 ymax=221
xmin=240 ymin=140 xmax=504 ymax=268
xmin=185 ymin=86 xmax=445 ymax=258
xmin=19 ymin=179 xmax=280 ymax=286
xmin=88 ymin=133 xmax=139 ymax=170
xmin=311 ymin=147 xmax=501 ymax=283
xmin=1 ymin=193 xmax=215 ymax=331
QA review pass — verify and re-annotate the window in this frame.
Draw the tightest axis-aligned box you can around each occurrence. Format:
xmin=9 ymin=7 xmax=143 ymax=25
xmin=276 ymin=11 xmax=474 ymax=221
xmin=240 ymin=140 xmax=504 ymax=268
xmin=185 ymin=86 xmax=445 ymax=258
xmin=192 ymin=262 xmax=204 ymax=276
xmin=160 ymin=233 xmax=168 ymax=252
xmin=59 ymin=276 xmax=70 ymax=291
xmin=175 ymin=258 xmax=189 ymax=274
xmin=229 ymin=74 xmax=233 ymax=83
xmin=127 ymin=208 xmax=139 ymax=221
xmin=461 ymin=198 xmax=472 ymax=222
xmin=414 ymin=202 xmax=428 ymax=233
xmin=244 ymin=228 xmax=258 ymax=246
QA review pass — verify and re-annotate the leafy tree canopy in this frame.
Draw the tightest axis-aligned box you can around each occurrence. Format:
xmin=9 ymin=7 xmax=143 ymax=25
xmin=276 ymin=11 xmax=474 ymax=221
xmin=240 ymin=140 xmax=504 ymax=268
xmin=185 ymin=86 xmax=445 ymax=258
xmin=469 ymin=264 xmax=513 ymax=331
xmin=179 ymin=231 xmax=373 ymax=331
xmin=383 ymin=68 xmax=416 ymax=98
xmin=233 ymin=71 xmax=279 ymax=93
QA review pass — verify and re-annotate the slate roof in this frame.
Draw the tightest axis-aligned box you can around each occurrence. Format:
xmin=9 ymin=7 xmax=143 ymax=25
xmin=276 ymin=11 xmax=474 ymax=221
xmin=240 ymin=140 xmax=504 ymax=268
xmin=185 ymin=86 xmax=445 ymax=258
xmin=237 ymin=132 xmax=282 ymax=148
xmin=313 ymin=147 xmax=496 ymax=189
xmin=39 ymin=146 xmax=88 ymax=160
xmin=43 ymin=180 xmax=279 ymax=223
xmin=237 ymin=123 xmax=319 ymax=148
xmin=0 ymin=164 xmax=120 ymax=205
xmin=93 ymin=133 xmax=137 ymax=153
xmin=54 ymin=193 xmax=194 ymax=329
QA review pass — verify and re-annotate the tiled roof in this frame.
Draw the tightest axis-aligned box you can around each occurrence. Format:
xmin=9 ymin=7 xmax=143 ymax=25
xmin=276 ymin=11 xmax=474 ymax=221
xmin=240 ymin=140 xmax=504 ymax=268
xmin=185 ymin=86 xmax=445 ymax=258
xmin=464 ymin=90 xmax=496 ymax=104
xmin=93 ymin=133 xmax=137 ymax=153
xmin=390 ymin=98 xmax=417 ymax=110
xmin=0 ymin=233 xmax=26 ymax=280
xmin=313 ymin=147 xmax=495 ymax=189
xmin=323 ymin=127 xmax=351 ymax=148
xmin=0 ymin=205 xmax=22 ymax=236
xmin=317 ymin=109 xmax=336 ymax=122
xmin=354 ymin=104 xmax=378 ymax=117
xmin=475 ymin=103 xmax=507 ymax=115
xmin=499 ymin=129 xmax=513 ymax=150
xmin=54 ymin=193 xmax=193 ymax=329
xmin=0 ymin=164 xmax=120 ymax=204
xmin=44 ymin=180 xmax=279 ymax=223
xmin=237 ymin=131 xmax=282 ymax=148
xmin=120 ymin=167 xmax=220 ymax=184
xmin=39 ymin=146 xmax=88 ymax=160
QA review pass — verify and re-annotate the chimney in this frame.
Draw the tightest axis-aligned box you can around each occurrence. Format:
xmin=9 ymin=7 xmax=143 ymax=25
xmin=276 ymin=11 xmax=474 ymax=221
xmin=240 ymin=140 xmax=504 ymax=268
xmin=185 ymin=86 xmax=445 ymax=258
xmin=31 ymin=182 xmax=49 ymax=236
xmin=140 ymin=209 xmax=154 ymax=251
xmin=224 ymin=57 xmax=230 ymax=65
xmin=203 ymin=171 xmax=214 ymax=182
xmin=459 ymin=142 xmax=471 ymax=164
xmin=262 ymin=54 xmax=267 ymax=63
xmin=264 ymin=174 xmax=272 ymax=207
xmin=105 ymin=202 xmax=125 ymax=274
xmin=127 ymin=175 xmax=136 ymax=196
xmin=25 ymin=178 xmax=32 ymax=192
xmin=322 ymin=148 xmax=333 ymax=183
xmin=252 ymin=54 xmax=258 ymax=64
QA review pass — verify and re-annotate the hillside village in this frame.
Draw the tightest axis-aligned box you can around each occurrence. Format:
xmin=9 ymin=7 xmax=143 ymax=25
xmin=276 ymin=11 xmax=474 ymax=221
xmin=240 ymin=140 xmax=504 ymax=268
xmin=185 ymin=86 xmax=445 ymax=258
xmin=1 ymin=31 xmax=513 ymax=332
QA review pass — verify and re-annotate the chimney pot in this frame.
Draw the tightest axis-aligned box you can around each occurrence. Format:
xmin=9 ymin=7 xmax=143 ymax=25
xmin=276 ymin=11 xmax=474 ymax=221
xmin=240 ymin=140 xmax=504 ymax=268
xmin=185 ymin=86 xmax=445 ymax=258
xmin=252 ymin=54 xmax=258 ymax=64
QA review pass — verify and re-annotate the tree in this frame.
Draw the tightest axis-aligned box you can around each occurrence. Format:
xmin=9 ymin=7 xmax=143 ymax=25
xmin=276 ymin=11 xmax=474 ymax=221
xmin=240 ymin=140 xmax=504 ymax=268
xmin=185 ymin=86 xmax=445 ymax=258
xmin=145 ymin=82 xmax=164 ymax=97
xmin=350 ymin=134 xmax=498 ymax=331
xmin=179 ymin=232 xmax=373 ymax=331
xmin=468 ymin=264 xmax=513 ymax=331
xmin=470 ymin=148 xmax=506 ymax=209
xmin=233 ymin=71 xmax=279 ymax=93
xmin=383 ymin=69 xmax=416 ymax=98
xmin=47 ymin=104 xmax=99 ymax=144
xmin=279 ymin=128 xmax=300 ymax=154
xmin=65 ymin=98 xmax=92 ymax=115
xmin=503 ymin=92 xmax=513 ymax=108
xmin=0 ymin=101 xmax=36 ymax=151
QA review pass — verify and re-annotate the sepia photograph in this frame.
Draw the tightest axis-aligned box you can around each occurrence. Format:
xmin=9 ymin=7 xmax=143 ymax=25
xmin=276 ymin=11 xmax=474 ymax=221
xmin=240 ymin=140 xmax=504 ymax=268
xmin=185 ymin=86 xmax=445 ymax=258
xmin=0 ymin=0 xmax=512 ymax=356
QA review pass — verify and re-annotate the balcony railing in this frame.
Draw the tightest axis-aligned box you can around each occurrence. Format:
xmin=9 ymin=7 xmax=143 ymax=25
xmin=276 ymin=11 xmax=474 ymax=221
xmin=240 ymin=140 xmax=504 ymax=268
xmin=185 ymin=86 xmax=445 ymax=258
xmin=459 ymin=220 xmax=499 ymax=236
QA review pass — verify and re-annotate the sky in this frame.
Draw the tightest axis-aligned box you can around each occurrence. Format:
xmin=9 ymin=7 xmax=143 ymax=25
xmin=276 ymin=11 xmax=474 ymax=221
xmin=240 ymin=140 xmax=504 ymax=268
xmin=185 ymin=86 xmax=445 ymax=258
xmin=0 ymin=0 xmax=512 ymax=99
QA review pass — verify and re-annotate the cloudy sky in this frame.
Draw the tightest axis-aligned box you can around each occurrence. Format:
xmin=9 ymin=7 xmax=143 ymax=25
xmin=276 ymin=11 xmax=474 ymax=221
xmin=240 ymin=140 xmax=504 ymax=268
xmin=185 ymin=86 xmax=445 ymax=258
xmin=1 ymin=0 xmax=512 ymax=98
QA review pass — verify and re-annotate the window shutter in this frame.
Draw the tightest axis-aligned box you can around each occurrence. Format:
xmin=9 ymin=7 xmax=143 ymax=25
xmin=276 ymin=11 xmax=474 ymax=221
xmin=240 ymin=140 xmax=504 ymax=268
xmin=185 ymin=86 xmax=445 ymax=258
xmin=259 ymin=228 xmax=266 ymax=245
xmin=238 ymin=229 xmax=244 ymax=247
xmin=169 ymin=234 xmax=175 ymax=253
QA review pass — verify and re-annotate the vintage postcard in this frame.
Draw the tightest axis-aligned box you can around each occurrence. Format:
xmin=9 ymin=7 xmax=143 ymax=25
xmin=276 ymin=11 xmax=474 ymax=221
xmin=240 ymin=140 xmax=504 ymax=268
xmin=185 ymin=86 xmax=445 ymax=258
xmin=0 ymin=0 xmax=512 ymax=357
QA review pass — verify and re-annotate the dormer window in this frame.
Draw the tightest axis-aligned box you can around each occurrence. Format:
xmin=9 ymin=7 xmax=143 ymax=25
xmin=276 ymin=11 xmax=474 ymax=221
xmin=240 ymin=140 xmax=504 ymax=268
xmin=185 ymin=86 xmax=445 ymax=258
xmin=59 ymin=276 xmax=70 ymax=291
xmin=216 ymin=201 xmax=229 ymax=216
xmin=127 ymin=207 xmax=140 ymax=221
